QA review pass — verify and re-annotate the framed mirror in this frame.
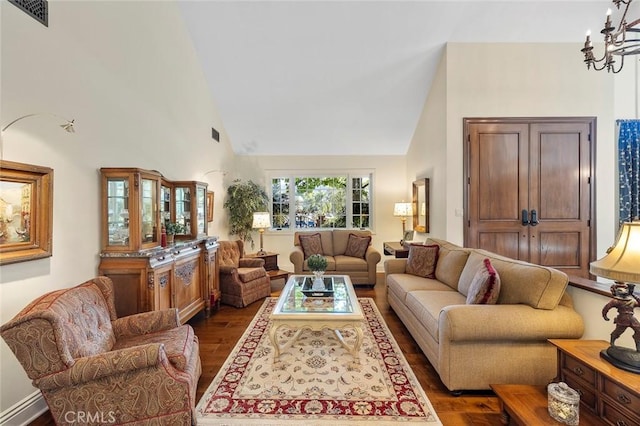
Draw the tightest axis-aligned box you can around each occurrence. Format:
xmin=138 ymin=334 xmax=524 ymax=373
xmin=412 ymin=178 xmax=429 ymax=233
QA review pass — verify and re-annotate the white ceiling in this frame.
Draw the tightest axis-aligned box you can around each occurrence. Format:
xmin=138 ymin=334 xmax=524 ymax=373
xmin=178 ymin=1 xmax=616 ymax=156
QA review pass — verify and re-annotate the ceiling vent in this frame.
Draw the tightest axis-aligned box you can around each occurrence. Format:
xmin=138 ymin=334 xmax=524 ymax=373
xmin=9 ymin=0 xmax=48 ymax=27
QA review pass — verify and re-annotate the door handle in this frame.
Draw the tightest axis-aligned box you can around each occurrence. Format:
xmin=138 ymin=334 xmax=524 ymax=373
xmin=530 ymin=209 xmax=539 ymax=226
xmin=522 ymin=209 xmax=529 ymax=226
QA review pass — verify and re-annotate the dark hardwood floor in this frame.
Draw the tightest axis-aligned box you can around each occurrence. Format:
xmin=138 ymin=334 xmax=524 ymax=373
xmin=28 ymin=277 xmax=503 ymax=425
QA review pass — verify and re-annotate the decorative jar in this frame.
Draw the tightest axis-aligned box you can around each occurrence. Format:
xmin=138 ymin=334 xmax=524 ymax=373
xmin=548 ymin=382 xmax=579 ymax=425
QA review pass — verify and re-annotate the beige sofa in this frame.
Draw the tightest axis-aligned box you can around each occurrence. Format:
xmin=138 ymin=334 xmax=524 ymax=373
xmin=290 ymin=229 xmax=381 ymax=285
xmin=384 ymin=238 xmax=584 ymax=393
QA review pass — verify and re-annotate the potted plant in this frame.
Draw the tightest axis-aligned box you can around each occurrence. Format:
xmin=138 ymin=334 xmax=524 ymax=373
xmin=307 ymin=254 xmax=328 ymax=290
xmin=165 ymin=222 xmax=186 ymax=244
xmin=223 ymin=179 xmax=269 ymax=247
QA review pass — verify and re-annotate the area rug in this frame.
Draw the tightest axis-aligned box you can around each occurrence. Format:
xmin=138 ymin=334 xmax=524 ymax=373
xmin=196 ymin=297 xmax=442 ymax=425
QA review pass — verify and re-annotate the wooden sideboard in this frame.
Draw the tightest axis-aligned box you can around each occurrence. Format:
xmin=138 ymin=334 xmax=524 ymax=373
xmin=549 ymin=339 xmax=640 ymax=426
xmin=99 ymin=237 xmax=219 ymax=323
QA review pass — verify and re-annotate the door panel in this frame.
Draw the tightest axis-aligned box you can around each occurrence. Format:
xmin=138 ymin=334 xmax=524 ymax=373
xmin=465 ymin=118 xmax=594 ymax=278
xmin=529 ymin=122 xmax=592 ymax=277
xmin=468 ymin=122 xmax=530 ymax=260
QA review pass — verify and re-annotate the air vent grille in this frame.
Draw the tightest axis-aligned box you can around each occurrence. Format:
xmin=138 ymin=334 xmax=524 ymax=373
xmin=9 ymin=0 xmax=48 ymax=27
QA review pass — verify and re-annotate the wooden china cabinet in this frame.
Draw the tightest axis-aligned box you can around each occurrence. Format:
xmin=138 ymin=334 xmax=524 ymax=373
xmin=98 ymin=168 xmax=219 ymax=323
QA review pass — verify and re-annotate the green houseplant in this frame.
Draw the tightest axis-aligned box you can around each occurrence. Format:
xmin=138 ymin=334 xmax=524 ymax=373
xmin=165 ymin=222 xmax=186 ymax=244
xmin=223 ymin=179 xmax=269 ymax=246
xmin=306 ymin=254 xmax=327 ymax=272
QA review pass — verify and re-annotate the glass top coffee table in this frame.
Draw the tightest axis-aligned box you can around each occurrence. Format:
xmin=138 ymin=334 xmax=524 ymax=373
xmin=268 ymin=274 xmax=364 ymax=359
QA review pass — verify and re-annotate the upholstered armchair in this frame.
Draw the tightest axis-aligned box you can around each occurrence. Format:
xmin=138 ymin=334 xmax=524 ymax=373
xmin=0 ymin=276 xmax=201 ymax=426
xmin=218 ymin=240 xmax=271 ymax=307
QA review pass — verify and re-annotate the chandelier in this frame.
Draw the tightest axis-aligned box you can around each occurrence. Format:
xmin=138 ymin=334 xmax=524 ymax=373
xmin=581 ymin=0 xmax=640 ymax=73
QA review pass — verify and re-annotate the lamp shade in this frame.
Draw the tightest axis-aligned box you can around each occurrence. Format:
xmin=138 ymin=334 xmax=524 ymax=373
xmin=252 ymin=212 xmax=271 ymax=229
xmin=590 ymin=221 xmax=640 ymax=284
xmin=393 ymin=202 xmax=413 ymax=217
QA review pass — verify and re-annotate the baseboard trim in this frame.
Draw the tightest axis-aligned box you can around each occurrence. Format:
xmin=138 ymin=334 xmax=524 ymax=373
xmin=0 ymin=390 xmax=47 ymax=426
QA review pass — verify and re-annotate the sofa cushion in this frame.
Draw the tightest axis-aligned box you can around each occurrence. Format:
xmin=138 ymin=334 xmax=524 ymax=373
xmin=459 ymin=251 xmax=568 ymax=310
xmin=344 ymin=233 xmax=371 ymax=258
xmin=406 ymin=244 xmax=439 ymax=278
xmin=405 ymin=290 xmax=467 ymax=343
xmin=113 ymin=324 xmax=195 ymax=372
xmin=237 ymin=267 xmax=267 ymax=283
xmin=387 ymin=274 xmax=455 ymax=304
xmin=299 ymin=233 xmax=324 ymax=259
xmin=428 ymin=239 xmax=471 ymax=291
xmin=334 ymin=255 xmax=368 ymax=271
xmin=466 ymin=258 xmax=501 ymax=304
xmin=333 ymin=229 xmax=371 ymax=255
xmin=304 ymin=255 xmax=337 ymax=271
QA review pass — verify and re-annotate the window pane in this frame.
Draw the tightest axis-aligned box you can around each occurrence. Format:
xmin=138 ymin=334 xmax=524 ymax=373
xmin=272 ymin=178 xmax=290 ymax=229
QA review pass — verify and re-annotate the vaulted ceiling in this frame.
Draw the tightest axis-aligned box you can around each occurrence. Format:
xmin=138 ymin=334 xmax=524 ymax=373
xmin=178 ymin=1 xmax=616 ymax=156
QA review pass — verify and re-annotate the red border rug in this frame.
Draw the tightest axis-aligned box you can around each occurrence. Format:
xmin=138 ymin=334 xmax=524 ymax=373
xmin=196 ymin=297 xmax=442 ymax=425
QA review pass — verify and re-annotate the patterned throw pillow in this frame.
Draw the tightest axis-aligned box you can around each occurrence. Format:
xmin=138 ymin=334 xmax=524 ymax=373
xmin=299 ymin=233 xmax=323 ymax=259
xmin=466 ymin=258 xmax=501 ymax=304
xmin=344 ymin=233 xmax=371 ymax=259
xmin=405 ymin=244 xmax=439 ymax=278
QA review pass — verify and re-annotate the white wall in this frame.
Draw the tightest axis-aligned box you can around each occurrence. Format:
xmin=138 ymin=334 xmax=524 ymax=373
xmin=406 ymin=42 xmax=638 ymax=350
xmin=240 ymin=155 xmax=408 ymax=273
xmin=0 ymin=0 xmax=235 ymax=419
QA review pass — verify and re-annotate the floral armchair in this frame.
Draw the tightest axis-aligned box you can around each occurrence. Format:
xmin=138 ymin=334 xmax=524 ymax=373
xmin=218 ymin=240 xmax=271 ymax=307
xmin=0 ymin=276 xmax=201 ymax=426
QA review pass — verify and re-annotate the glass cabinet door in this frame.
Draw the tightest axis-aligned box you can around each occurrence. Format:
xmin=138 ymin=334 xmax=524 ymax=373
xmin=196 ymin=185 xmax=206 ymax=236
xmin=160 ymin=183 xmax=171 ymax=226
xmin=106 ymin=178 xmax=130 ymax=246
xmin=140 ymin=178 xmax=157 ymax=245
xmin=175 ymin=186 xmax=191 ymax=235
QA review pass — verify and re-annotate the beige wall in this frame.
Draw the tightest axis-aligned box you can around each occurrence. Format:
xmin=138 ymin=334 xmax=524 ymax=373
xmin=0 ymin=1 xmax=235 ymax=419
xmin=240 ymin=155 xmax=408 ymax=272
xmin=405 ymin=42 xmax=637 ymax=351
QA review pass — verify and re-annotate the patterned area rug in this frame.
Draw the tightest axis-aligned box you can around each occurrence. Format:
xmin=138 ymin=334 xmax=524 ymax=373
xmin=196 ymin=297 xmax=442 ymax=425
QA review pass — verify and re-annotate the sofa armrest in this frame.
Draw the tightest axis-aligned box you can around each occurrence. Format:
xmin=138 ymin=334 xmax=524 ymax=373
xmin=112 ymin=309 xmax=179 ymax=338
xmin=384 ymin=258 xmax=407 ymax=275
xmin=290 ymin=246 xmax=304 ymax=273
xmin=439 ymin=304 xmax=584 ymax=342
xmin=219 ymin=265 xmax=238 ymax=275
xmin=35 ymin=343 xmax=169 ymax=390
xmin=365 ymin=246 xmax=381 ymax=266
xmin=239 ymin=258 xmax=264 ymax=268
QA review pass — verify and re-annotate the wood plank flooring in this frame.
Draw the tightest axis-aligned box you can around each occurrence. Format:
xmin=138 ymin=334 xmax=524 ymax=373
xmin=28 ymin=277 xmax=503 ymax=425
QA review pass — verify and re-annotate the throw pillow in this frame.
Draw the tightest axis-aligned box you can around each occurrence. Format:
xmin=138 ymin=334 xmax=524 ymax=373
xmin=466 ymin=258 xmax=501 ymax=304
xmin=405 ymin=244 xmax=439 ymax=278
xmin=344 ymin=233 xmax=371 ymax=259
xmin=299 ymin=233 xmax=323 ymax=259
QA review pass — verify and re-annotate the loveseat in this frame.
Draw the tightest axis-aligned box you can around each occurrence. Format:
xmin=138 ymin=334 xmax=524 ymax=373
xmin=1 ymin=276 xmax=201 ymax=425
xmin=384 ymin=238 xmax=584 ymax=393
xmin=290 ymin=229 xmax=381 ymax=285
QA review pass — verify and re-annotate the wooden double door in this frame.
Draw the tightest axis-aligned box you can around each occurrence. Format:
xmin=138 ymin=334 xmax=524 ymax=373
xmin=464 ymin=117 xmax=596 ymax=278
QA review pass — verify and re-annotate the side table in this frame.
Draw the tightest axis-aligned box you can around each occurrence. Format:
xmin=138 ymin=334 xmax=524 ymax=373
xmin=383 ymin=241 xmax=409 ymax=258
xmin=491 ymin=384 xmax=601 ymax=426
xmin=245 ymin=251 xmax=289 ymax=288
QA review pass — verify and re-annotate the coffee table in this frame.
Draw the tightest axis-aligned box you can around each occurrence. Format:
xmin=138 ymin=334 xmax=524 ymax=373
xmin=268 ymin=274 xmax=364 ymax=359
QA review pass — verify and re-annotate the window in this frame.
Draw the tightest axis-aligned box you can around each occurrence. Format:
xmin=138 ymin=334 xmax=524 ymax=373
xmin=269 ymin=172 xmax=373 ymax=230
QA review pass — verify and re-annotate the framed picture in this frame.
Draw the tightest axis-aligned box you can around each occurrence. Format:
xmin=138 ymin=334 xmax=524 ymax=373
xmin=207 ymin=191 xmax=214 ymax=222
xmin=0 ymin=160 xmax=54 ymax=265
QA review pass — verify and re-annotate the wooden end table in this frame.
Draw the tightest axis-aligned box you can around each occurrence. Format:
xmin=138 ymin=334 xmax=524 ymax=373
xmin=246 ymin=251 xmax=289 ymax=283
xmin=383 ymin=241 xmax=409 ymax=258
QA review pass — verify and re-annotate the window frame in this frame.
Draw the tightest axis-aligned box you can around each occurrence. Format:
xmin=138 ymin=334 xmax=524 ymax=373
xmin=266 ymin=169 xmax=375 ymax=233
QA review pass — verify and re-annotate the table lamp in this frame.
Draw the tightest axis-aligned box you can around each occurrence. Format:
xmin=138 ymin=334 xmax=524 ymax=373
xmin=393 ymin=202 xmax=413 ymax=236
xmin=590 ymin=220 xmax=640 ymax=374
xmin=252 ymin=212 xmax=271 ymax=255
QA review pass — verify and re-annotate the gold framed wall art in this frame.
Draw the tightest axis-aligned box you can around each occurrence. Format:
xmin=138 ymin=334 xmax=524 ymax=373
xmin=0 ymin=160 xmax=53 ymax=265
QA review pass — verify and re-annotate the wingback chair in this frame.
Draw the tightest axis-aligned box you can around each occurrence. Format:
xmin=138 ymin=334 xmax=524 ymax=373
xmin=0 ymin=276 xmax=201 ymax=426
xmin=218 ymin=240 xmax=271 ymax=307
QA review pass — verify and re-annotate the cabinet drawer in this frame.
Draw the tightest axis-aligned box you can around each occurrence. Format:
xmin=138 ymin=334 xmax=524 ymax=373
xmin=601 ymin=398 xmax=639 ymax=426
xmin=562 ymin=355 xmax=596 ymax=386
xmin=563 ymin=374 xmax=597 ymax=412
xmin=602 ymin=378 xmax=640 ymax=414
